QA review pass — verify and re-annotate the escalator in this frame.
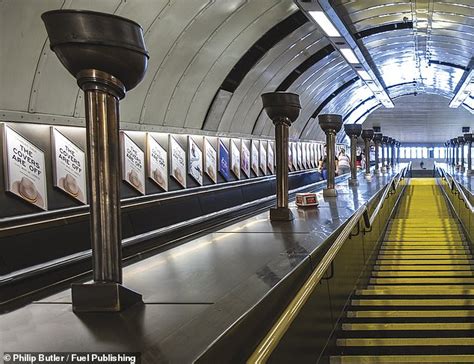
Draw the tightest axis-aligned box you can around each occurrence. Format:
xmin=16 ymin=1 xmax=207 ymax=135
xmin=331 ymin=178 xmax=474 ymax=363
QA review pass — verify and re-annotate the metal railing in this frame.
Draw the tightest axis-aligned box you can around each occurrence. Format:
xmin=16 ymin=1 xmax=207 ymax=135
xmin=437 ymin=167 xmax=474 ymax=213
xmin=247 ymin=164 xmax=410 ymax=363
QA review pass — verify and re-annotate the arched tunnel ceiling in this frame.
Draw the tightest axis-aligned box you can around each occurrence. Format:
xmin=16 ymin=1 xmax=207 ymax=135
xmin=363 ymin=94 xmax=472 ymax=143
xmin=0 ymin=0 xmax=472 ymax=143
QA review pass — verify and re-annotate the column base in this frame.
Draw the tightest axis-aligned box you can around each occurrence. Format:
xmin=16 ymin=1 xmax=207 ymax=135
xmin=72 ymin=282 xmax=143 ymax=313
xmin=365 ymin=173 xmax=372 ymax=181
xmin=270 ymin=207 xmax=294 ymax=221
xmin=381 ymin=167 xmax=387 ymax=173
xmin=323 ymin=188 xmax=338 ymax=197
xmin=374 ymin=169 xmax=381 ymax=175
xmin=467 ymin=169 xmax=473 ymax=175
xmin=348 ymin=178 xmax=359 ymax=186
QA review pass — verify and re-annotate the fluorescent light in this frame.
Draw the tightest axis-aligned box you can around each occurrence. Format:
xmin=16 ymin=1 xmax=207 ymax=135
xmin=308 ymin=11 xmax=341 ymax=37
xmin=340 ymin=48 xmax=359 ymax=64
xmin=357 ymin=70 xmax=371 ymax=81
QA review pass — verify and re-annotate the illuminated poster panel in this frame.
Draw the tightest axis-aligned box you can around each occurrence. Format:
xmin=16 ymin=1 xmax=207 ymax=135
xmin=292 ymin=142 xmax=298 ymax=171
xmin=241 ymin=141 xmax=251 ymax=178
xmin=230 ymin=139 xmax=241 ymax=179
xmin=267 ymin=142 xmax=274 ymax=174
xmin=147 ymin=133 xmax=168 ymax=191
xmin=219 ymin=140 xmax=231 ymax=181
xmin=121 ymin=132 xmax=145 ymax=195
xmin=251 ymin=139 xmax=259 ymax=176
xmin=169 ymin=135 xmax=187 ymax=188
xmin=188 ymin=136 xmax=203 ymax=185
xmin=3 ymin=125 xmax=48 ymax=210
xmin=51 ymin=128 xmax=87 ymax=203
xmin=204 ymin=138 xmax=217 ymax=183
xmin=259 ymin=140 xmax=267 ymax=175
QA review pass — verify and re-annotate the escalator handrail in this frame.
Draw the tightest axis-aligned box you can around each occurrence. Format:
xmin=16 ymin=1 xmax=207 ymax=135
xmin=246 ymin=165 xmax=409 ymax=363
xmin=438 ymin=167 xmax=474 ymax=213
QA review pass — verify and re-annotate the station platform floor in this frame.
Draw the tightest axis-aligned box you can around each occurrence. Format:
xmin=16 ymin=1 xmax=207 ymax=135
xmin=0 ymin=169 xmax=401 ymax=363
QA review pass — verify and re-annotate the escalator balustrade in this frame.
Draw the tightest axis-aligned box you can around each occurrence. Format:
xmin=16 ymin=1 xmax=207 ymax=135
xmin=331 ymin=178 xmax=474 ymax=363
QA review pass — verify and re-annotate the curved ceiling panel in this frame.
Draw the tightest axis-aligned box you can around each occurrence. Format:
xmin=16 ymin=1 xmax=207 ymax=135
xmin=0 ymin=0 xmax=472 ymax=143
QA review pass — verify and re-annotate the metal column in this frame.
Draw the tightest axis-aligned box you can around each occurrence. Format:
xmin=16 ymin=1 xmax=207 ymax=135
xmin=465 ymin=134 xmax=473 ymax=175
xmin=458 ymin=136 xmax=465 ymax=173
xmin=42 ymin=10 xmax=148 ymax=312
xmin=319 ymin=115 xmax=343 ymax=197
xmin=373 ymin=133 xmax=382 ymax=175
xmin=344 ymin=124 xmax=362 ymax=186
xmin=261 ymin=92 xmax=301 ymax=221
xmin=362 ymin=129 xmax=374 ymax=179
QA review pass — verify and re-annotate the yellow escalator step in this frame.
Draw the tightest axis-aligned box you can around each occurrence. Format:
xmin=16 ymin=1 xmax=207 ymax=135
xmin=357 ymin=286 xmax=474 ymax=295
xmin=337 ymin=337 xmax=474 ymax=347
xmin=374 ymin=265 xmax=472 ymax=271
xmin=372 ymin=271 xmax=474 ymax=277
xmin=377 ymin=255 xmax=472 ymax=260
xmin=330 ymin=354 xmax=474 ymax=363
xmin=376 ymin=259 xmax=473 ymax=265
xmin=347 ymin=308 xmax=474 ymax=315
xmin=370 ymin=277 xmax=474 ymax=284
xmin=342 ymin=322 xmax=474 ymax=331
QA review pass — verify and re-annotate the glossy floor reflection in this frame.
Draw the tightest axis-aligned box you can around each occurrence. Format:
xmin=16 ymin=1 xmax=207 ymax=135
xmin=0 ymin=169 xmax=399 ymax=363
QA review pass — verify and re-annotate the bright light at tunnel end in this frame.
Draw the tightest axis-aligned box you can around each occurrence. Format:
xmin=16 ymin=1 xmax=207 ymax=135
xmin=308 ymin=11 xmax=341 ymax=37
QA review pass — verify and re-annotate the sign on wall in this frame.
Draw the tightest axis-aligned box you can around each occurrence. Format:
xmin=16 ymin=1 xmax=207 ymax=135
xmin=230 ymin=139 xmax=241 ymax=179
xmin=3 ymin=125 xmax=48 ymax=210
xmin=251 ymin=139 xmax=259 ymax=176
xmin=292 ymin=142 xmax=298 ymax=170
xmin=170 ymin=135 xmax=187 ymax=188
xmin=302 ymin=142 xmax=307 ymax=169
xmin=204 ymin=138 xmax=217 ymax=183
xmin=188 ymin=136 xmax=203 ymax=185
xmin=241 ymin=141 xmax=250 ymax=178
xmin=288 ymin=142 xmax=293 ymax=171
xmin=51 ymin=128 xmax=87 ymax=204
xmin=267 ymin=142 xmax=274 ymax=174
xmin=259 ymin=140 xmax=267 ymax=175
xmin=121 ymin=132 xmax=145 ymax=195
xmin=219 ymin=139 xmax=231 ymax=181
xmin=147 ymin=133 xmax=168 ymax=191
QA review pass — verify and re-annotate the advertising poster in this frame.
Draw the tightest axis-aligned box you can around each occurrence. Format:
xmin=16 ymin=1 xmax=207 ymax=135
xmin=292 ymin=142 xmax=298 ymax=170
xmin=302 ymin=142 xmax=307 ymax=169
xmin=230 ymin=139 xmax=241 ymax=179
xmin=121 ymin=132 xmax=145 ymax=195
xmin=297 ymin=143 xmax=303 ymax=169
xmin=51 ymin=128 xmax=87 ymax=204
xmin=3 ymin=125 xmax=48 ymax=210
xmin=188 ymin=136 xmax=203 ymax=185
xmin=170 ymin=135 xmax=187 ymax=188
xmin=308 ymin=143 xmax=313 ymax=167
xmin=219 ymin=140 xmax=231 ymax=181
xmin=259 ymin=140 xmax=267 ymax=175
xmin=204 ymin=138 xmax=217 ymax=183
xmin=147 ymin=134 xmax=168 ymax=191
xmin=267 ymin=142 xmax=274 ymax=174
xmin=288 ymin=142 xmax=293 ymax=171
xmin=241 ymin=141 xmax=251 ymax=178
xmin=251 ymin=139 xmax=259 ymax=176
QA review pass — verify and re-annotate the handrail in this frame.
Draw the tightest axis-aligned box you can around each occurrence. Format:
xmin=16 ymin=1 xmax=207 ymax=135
xmin=247 ymin=165 xmax=409 ymax=363
xmin=437 ymin=165 xmax=474 ymax=213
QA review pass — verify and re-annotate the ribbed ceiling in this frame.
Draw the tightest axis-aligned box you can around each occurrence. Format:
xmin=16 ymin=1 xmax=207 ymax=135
xmin=0 ymin=0 xmax=472 ymax=143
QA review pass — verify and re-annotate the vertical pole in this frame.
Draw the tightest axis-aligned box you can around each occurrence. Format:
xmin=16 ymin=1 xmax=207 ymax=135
xmin=374 ymin=140 xmax=380 ymax=175
xmin=467 ymin=139 xmax=473 ymax=175
xmin=349 ymin=134 xmax=358 ymax=186
xmin=275 ymin=120 xmax=289 ymax=210
xmin=381 ymin=141 xmax=386 ymax=173
xmin=85 ymin=88 xmax=122 ymax=283
xmin=365 ymin=139 xmax=371 ymax=176
xmin=326 ymin=130 xmax=336 ymax=192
